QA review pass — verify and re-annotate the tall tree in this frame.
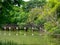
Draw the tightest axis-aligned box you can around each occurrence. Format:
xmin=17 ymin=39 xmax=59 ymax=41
xmin=0 ymin=0 xmax=24 ymax=25
xmin=22 ymin=0 xmax=46 ymax=12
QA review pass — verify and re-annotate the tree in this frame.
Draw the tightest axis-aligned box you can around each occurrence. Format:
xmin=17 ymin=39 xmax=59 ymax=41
xmin=0 ymin=0 xmax=24 ymax=25
xmin=22 ymin=0 xmax=46 ymax=12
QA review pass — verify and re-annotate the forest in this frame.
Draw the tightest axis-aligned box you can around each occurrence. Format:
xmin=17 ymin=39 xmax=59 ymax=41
xmin=0 ymin=0 xmax=60 ymax=45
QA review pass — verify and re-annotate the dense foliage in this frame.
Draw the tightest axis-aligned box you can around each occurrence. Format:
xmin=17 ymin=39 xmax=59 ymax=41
xmin=0 ymin=0 xmax=60 ymax=34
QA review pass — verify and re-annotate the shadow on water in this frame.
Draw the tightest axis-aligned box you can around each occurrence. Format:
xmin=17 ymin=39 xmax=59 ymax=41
xmin=0 ymin=41 xmax=31 ymax=45
xmin=0 ymin=41 xmax=19 ymax=45
xmin=0 ymin=41 xmax=36 ymax=45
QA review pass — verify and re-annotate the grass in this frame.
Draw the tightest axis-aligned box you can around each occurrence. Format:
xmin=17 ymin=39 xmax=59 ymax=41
xmin=0 ymin=30 xmax=60 ymax=45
